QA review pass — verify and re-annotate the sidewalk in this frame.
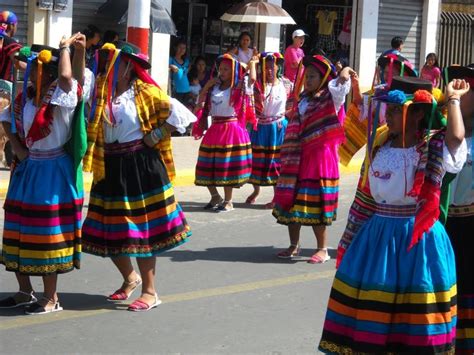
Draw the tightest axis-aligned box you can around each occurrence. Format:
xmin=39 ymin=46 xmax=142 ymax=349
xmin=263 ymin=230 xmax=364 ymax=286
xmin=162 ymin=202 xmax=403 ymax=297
xmin=0 ymin=137 xmax=364 ymax=198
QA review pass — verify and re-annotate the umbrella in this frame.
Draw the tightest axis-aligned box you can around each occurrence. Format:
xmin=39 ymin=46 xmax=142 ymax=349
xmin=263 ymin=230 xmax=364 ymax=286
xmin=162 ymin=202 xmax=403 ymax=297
xmin=97 ymin=0 xmax=177 ymax=35
xmin=220 ymin=1 xmax=296 ymax=25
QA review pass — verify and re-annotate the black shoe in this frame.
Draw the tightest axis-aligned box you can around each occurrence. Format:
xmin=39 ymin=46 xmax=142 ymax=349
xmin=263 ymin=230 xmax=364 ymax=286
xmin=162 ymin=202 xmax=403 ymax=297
xmin=25 ymin=298 xmax=63 ymax=315
xmin=0 ymin=291 xmax=37 ymax=309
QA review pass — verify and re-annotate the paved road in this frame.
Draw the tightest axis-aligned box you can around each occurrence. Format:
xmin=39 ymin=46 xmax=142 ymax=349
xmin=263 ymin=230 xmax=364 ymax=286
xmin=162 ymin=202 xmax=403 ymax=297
xmin=0 ymin=139 xmax=361 ymax=354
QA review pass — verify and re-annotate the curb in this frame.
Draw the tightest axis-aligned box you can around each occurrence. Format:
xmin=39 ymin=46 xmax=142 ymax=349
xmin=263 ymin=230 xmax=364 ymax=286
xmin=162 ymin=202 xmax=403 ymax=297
xmin=0 ymin=161 xmax=363 ymax=199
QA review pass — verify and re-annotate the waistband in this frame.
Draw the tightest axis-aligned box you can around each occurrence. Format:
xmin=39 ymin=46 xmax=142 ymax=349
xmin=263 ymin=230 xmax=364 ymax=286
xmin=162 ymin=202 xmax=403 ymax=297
xmin=104 ymin=139 xmax=146 ymax=155
xmin=448 ymin=204 xmax=474 ymax=218
xmin=212 ymin=116 xmax=237 ymax=124
xmin=374 ymin=203 xmax=417 ymax=218
xmin=29 ymin=147 xmax=66 ymax=160
xmin=257 ymin=115 xmax=284 ymax=125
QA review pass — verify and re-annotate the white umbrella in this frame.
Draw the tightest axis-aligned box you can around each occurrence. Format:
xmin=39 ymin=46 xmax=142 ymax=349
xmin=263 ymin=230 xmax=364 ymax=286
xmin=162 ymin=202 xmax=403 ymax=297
xmin=220 ymin=1 xmax=296 ymax=25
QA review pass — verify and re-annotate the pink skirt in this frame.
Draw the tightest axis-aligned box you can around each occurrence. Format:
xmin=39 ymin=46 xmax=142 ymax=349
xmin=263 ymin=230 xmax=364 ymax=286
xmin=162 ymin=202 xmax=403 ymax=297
xmin=195 ymin=117 xmax=252 ymax=186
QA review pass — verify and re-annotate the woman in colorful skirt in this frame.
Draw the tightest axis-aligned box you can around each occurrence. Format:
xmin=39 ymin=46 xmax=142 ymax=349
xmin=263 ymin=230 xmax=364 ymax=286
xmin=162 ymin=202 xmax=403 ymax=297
xmin=272 ymin=55 xmax=353 ymax=264
xmin=81 ymin=41 xmax=194 ymax=312
xmin=193 ymin=53 xmax=257 ymax=212
xmin=444 ymin=64 xmax=474 ymax=354
xmin=319 ymin=76 xmax=468 ymax=354
xmin=0 ymin=34 xmax=93 ymax=314
xmin=246 ymin=52 xmax=293 ymax=208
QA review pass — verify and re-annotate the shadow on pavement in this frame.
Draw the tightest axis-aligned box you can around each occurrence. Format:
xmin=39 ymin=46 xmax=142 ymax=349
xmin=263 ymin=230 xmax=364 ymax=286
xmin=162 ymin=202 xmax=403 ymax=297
xmin=179 ymin=201 xmax=270 ymax=213
xmin=163 ymin=246 xmax=336 ymax=264
xmin=0 ymin=293 xmax=123 ymax=316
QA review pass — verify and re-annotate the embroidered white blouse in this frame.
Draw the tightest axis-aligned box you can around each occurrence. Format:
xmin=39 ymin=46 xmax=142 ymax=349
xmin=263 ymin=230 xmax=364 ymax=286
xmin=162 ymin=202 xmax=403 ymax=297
xmin=259 ymin=81 xmax=287 ymax=118
xmin=104 ymin=86 xmax=197 ymax=144
xmin=209 ymin=77 xmax=253 ymax=118
xmin=0 ymin=69 xmax=94 ymax=151
xmin=298 ymin=78 xmax=351 ymax=116
xmin=449 ymin=137 xmax=473 ymax=206
xmin=369 ymin=140 xmax=467 ymax=205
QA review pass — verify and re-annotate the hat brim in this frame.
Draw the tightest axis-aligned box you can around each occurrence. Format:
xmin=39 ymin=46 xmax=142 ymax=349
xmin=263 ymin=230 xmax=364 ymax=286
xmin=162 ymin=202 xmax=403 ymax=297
xmin=444 ymin=65 xmax=474 ymax=83
xmin=378 ymin=57 xmax=417 ymax=77
xmin=121 ymin=51 xmax=151 ymax=69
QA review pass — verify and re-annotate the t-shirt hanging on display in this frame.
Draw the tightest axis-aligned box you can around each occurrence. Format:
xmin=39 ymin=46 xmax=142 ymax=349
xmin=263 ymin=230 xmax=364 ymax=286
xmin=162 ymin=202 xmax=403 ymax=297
xmin=315 ymin=10 xmax=338 ymax=54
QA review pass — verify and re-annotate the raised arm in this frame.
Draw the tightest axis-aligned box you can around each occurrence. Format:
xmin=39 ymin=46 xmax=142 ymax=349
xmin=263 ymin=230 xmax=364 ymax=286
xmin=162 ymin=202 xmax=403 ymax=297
xmin=445 ymin=79 xmax=469 ymax=154
xmin=72 ymin=33 xmax=86 ymax=86
xmin=58 ymin=33 xmax=80 ymax=93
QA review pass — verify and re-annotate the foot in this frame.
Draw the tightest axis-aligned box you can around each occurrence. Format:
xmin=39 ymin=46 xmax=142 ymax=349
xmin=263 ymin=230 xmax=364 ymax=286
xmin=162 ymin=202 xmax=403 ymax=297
xmin=0 ymin=291 xmax=37 ymax=309
xmin=264 ymin=201 xmax=275 ymax=209
xmin=127 ymin=293 xmax=162 ymax=312
xmin=245 ymin=191 xmax=259 ymax=204
xmin=307 ymin=248 xmax=330 ymax=264
xmin=108 ymin=276 xmax=142 ymax=301
xmin=277 ymin=244 xmax=300 ymax=259
xmin=204 ymin=195 xmax=223 ymax=210
xmin=25 ymin=296 xmax=63 ymax=315
xmin=215 ymin=201 xmax=234 ymax=213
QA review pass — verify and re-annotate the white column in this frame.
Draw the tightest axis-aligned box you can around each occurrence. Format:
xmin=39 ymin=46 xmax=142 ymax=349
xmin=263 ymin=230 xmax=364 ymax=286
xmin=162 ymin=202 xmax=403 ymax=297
xmin=419 ymin=0 xmax=441 ymax=66
xmin=46 ymin=1 xmax=73 ymax=47
xmin=258 ymin=0 xmax=282 ymax=53
xmin=151 ymin=0 xmax=172 ymax=92
xmin=354 ymin=0 xmax=380 ymax=91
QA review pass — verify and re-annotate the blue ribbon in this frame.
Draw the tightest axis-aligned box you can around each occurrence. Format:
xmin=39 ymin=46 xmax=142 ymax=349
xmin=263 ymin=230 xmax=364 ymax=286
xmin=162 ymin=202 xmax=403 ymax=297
xmin=10 ymin=64 xmax=16 ymax=133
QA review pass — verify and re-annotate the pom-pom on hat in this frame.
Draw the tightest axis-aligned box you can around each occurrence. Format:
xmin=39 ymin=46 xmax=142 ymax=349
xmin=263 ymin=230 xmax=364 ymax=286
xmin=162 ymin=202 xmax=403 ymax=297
xmin=0 ymin=11 xmax=18 ymax=25
xmin=114 ymin=40 xmax=151 ymax=69
xmin=16 ymin=44 xmax=60 ymax=66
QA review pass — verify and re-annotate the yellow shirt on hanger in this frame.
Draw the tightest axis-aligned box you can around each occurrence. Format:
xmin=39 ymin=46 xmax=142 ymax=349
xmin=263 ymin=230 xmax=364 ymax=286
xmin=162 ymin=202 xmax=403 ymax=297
xmin=316 ymin=10 xmax=338 ymax=35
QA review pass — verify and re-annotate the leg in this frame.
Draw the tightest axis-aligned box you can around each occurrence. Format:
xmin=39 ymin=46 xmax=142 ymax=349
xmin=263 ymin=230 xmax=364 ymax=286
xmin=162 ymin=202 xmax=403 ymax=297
xmin=127 ymin=257 xmax=161 ymax=310
xmin=108 ymin=256 xmax=141 ymax=300
xmin=277 ymin=224 xmax=301 ymax=258
xmin=204 ymin=186 xmax=223 ymax=209
xmin=38 ymin=274 xmax=58 ymax=309
xmin=245 ymin=185 xmax=261 ymax=204
xmin=308 ymin=225 xmax=330 ymax=264
xmin=265 ymin=186 xmax=276 ymax=209
xmin=216 ymin=186 xmax=234 ymax=212
xmin=0 ymin=273 xmax=36 ymax=307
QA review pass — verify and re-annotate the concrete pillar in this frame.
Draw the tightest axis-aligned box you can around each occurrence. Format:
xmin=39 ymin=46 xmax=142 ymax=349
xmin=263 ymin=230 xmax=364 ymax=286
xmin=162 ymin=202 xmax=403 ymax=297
xmin=45 ymin=2 xmax=73 ymax=47
xmin=27 ymin=0 xmax=48 ymax=45
xmin=258 ymin=0 xmax=282 ymax=53
xmin=127 ymin=0 xmax=151 ymax=54
xmin=419 ymin=0 xmax=441 ymax=66
xmin=150 ymin=0 xmax=172 ymax=91
xmin=353 ymin=0 xmax=380 ymax=91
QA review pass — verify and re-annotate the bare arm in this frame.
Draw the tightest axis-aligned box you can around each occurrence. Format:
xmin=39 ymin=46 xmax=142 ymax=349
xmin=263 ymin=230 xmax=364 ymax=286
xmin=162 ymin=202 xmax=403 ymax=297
xmin=1 ymin=121 xmax=28 ymax=161
xmin=445 ymin=79 xmax=469 ymax=153
xmin=57 ymin=33 xmax=80 ymax=93
xmin=72 ymin=33 xmax=86 ymax=86
xmin=248 ymin=55 xmax=258 ymax=85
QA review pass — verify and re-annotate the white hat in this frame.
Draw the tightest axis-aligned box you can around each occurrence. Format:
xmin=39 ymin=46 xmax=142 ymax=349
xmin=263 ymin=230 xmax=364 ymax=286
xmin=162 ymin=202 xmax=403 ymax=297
xmin=292 ymin=29 xmax=307 ymax=39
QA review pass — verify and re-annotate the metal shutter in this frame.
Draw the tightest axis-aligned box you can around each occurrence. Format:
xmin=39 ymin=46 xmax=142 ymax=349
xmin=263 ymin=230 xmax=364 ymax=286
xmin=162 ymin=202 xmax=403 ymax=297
xmin=377 ymin=0 xmax=423 ymax=69
xmin=0 ymin=0 xmax=28 ymax=45
xmin=72 ymin=0 xmax=127 ymax=39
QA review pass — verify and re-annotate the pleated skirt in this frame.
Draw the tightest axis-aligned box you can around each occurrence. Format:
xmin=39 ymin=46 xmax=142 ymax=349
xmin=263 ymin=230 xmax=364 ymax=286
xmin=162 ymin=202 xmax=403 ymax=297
xmin=248 ymin=118 xmax=287 ymax=186
xmin=82 ymin=140 xmax=191 ymax=257
xmin=446 ymin=211 xmax=474 ymax=354
xmin=195 ymin=117 xmax=252 ymax=187
xmin=1 ymin=148 xmax=83 ymax=275
xmin=319 ymin=206 xmax=457 ymax=354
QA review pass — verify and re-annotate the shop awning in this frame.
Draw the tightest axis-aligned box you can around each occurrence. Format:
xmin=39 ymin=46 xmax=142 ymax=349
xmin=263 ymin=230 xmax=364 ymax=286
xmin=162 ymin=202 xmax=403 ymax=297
xmin=220 ymin=1 xmax=296 ymax=25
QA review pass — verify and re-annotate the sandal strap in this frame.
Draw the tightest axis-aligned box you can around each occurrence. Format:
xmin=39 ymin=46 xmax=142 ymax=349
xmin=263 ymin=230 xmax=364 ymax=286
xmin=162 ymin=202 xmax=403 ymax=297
xmin=18 ymin=290 xmax=34 ymax=297
xmin=128 ymin=299 xmax=151 ymax=310
xmin=123 ymin=278 xmax=141 ymax=286
xmin=41 ymin=296 xmax=57 ymax=304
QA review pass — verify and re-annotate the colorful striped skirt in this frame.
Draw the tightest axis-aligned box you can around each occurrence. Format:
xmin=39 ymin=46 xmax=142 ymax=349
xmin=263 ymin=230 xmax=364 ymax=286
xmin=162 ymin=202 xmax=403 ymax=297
xmin=82 ymin=140 xmax=191 ymax=257
xmin=249 ymin=117 xmax=288 ymax=186
xmin=319 ymin=204 xmax=457 ymax=354
xmin=195 ymin=117 xmax=252 ymax=187
xmin=1 ymin=148 xmax=83 ymax=275
xmin=273 ymin=144 xmax=339 ymax=225
xmin=446 ymin=210 xmax=474 ymax=354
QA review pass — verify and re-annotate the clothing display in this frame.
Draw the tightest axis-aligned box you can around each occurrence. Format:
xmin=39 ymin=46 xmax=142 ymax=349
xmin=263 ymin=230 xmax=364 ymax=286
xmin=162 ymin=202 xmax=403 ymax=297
xmin=337 ymin=10 xmax=352 ymax=46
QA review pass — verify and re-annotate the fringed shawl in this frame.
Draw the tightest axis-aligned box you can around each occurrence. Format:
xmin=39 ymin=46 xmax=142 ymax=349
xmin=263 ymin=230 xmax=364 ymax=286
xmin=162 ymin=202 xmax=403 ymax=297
xmin=336 ymin=128 xmax=447 ymax=267
xmin=83 ymin=78 xmax=173 ymax=184
xmin=273 ymin=89 xmax=345 ymax=211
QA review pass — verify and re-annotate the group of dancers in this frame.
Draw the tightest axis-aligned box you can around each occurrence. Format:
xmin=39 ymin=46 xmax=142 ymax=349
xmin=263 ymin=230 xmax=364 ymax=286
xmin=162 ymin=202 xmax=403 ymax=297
xmin=0 ymin=30 xmax=473 ymax=354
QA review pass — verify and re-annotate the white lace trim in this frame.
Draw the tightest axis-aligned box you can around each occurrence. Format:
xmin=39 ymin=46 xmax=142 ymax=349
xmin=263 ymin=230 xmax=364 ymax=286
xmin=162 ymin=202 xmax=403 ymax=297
xmin=50 ymin=79 xmax=78 ymax=108
xmin=372 ymin=143 xmax=420 ymax=173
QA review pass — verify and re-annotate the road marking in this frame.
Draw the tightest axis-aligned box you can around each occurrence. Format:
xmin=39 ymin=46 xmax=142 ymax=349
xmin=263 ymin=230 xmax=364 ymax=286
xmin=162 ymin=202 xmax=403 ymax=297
xmin=0 ymin=270 xmax=335 ymax=331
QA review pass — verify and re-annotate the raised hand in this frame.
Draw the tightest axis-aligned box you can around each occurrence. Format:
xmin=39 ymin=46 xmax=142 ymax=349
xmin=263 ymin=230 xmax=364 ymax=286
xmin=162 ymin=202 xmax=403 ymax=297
xmin=446 ymin=79 xmax=470 ymax=99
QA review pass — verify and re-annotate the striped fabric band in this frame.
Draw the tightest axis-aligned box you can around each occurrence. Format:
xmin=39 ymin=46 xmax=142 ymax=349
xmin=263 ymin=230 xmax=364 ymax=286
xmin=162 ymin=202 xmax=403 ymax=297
xmin=212 ymin=116 xmax=237 ymax=124
xmin=257 ymin=115 xmax=284 ymax=125
xmin=375 ymin=203 xmax=417 ymax=218
xmin=29 ymin=147 xmax=66 ymax=160
xmin=104 ymin=139 xmax=145 ymax=155
xmin=448 ymin=204 xmax=474 ymax=218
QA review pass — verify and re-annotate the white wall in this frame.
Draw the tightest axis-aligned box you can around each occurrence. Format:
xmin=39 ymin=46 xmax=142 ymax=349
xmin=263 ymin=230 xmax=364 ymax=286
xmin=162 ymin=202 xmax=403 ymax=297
xmin=259 ymin=0 xmax=283 ymax=53
xmin=419 ymin=0 xmax=441 ymax=66
xmin=46 ymin=1 xmax=73 ymax=47
xmin=151 ymin=0 xmax=172 ymax=91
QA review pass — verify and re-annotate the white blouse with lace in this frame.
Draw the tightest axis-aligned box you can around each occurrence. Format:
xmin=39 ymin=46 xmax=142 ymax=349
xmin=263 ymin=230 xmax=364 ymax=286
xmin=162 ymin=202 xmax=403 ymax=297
xmin=104 ymin=85 xmax=196 ymax=144
xmin=259 ymin=81 xmax=287 ymax=118
xmin=298 ymin=78 xmax=351 ymax=116
xmin=0 ymin=70 xmax=95 ymax=151
xmin=209 ymin=77 xmax=253 ymax=118
xmin=369 ymin=139 xmax=467 ymax=205
xmin=449 ymin=137 xmax=473 ymax=206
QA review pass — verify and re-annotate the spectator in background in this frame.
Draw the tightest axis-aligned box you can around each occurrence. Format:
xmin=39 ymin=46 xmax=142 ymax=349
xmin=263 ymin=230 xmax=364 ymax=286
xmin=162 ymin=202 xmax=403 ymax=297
xmin=0 ymin=10 xmax=23 ymax=80
xmin=83 ymin=24 xmax=101 ymax=69
xmin=284 ymin=29 xmax=306 ymax=83
xmin=420 ymin=52 xmax=441 ymax=88
xmin=382 ymin=36 xmax=404 ymax=56
xmin=187 ymin=67 xmax=201 ymax=105
xmin=102 ymin=30 xmax=119 ymax=45
xmin=232 ymin=32 xmax=258 ymax=65
xmin=193 ymin=56 xmax=210 ymax=88
xmin=0 ymin=10 xmax=18 ymax=38
xmin=169 ymin=40 xmax=192 ymax=109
